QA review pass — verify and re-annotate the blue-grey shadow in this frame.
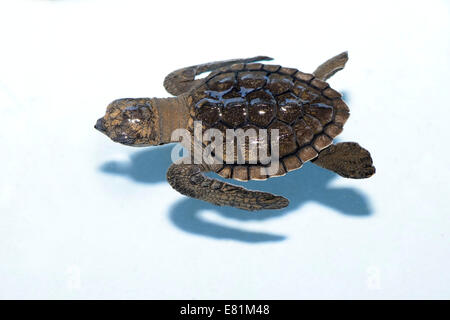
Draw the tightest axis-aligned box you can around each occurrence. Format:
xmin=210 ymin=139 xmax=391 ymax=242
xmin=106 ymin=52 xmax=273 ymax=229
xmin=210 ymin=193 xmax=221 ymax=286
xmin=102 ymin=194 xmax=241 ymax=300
xmin=100 ymin=143 xmax=373 ymax=243
xmin=341 ymin=90 xmax=350 ymax=103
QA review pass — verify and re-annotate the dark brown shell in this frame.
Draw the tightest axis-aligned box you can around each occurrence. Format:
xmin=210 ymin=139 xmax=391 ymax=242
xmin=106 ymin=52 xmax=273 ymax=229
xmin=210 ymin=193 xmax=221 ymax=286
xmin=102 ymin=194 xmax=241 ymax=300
xmin=187 ymin=63 xmax=350 ymax=181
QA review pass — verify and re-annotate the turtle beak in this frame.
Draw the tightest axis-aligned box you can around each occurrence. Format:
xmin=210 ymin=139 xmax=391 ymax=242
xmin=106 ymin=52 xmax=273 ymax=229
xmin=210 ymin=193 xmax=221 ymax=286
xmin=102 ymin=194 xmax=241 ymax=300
xmin=94 ymin=118 xmax=106 ymax=133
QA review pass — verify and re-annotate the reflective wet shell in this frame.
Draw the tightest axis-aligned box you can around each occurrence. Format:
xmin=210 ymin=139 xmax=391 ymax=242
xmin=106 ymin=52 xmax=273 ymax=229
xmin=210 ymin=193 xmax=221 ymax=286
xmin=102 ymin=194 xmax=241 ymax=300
xmin=186 ymin=63 xmax=350 ymax=181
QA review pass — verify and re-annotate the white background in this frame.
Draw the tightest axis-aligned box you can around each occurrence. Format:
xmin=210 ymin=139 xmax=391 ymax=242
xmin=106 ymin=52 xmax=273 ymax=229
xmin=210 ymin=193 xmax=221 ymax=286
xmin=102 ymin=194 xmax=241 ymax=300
xmin=0 ymin=0 xmax=449 ymax=299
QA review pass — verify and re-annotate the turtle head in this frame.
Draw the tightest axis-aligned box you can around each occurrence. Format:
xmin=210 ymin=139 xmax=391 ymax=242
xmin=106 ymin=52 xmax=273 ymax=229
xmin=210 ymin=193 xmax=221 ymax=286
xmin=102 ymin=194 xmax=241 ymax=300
xmin=95 ymin=98 xmax=161 ymax=146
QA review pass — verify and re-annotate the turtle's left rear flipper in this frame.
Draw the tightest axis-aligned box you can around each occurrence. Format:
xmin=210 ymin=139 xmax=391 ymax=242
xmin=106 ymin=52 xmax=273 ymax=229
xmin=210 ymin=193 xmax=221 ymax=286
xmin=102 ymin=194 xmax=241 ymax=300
xmin=312 ymin=142 xmax=375 ymax=179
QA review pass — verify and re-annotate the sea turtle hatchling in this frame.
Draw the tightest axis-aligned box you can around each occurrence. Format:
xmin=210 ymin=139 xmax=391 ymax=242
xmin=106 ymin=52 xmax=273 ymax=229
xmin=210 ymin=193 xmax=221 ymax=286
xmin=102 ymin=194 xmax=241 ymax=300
xmin=95 ymin=52 xmax=375 ymax=211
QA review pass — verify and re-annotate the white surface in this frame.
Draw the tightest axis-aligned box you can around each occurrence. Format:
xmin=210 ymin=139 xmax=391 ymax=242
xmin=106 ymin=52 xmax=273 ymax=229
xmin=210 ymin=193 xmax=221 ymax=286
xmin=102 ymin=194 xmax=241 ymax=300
xmin=0 ymin=0 xmax=449 ymax=299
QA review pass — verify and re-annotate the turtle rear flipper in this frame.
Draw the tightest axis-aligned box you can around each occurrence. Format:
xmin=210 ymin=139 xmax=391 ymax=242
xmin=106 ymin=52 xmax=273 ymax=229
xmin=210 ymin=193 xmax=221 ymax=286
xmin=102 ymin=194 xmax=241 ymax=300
xmin=167 ymin=163 xmax=288 ymax=211
xmin=163 ymin=56 xmax=273 ymax=96
xmin=312 ymin=142 xmax=375 ymax=179
xmin=313 ymin=51 xmax=349 ymax=81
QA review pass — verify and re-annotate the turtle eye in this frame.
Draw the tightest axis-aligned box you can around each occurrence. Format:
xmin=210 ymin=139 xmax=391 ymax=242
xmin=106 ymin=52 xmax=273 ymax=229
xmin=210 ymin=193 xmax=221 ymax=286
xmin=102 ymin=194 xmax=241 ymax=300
xmin=123 ymin=105 xmax=151 ymax=120
xmin=123 ymin=105 xmax=141 ymax=118
xmin=123 ymin=105 xmax=150 ymax=124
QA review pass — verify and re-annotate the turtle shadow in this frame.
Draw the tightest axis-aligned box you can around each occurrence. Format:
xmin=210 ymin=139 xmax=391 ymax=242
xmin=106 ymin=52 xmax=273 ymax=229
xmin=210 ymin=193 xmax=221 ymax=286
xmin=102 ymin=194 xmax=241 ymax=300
xmin=100 ymin=144 xmax=373 ymax=243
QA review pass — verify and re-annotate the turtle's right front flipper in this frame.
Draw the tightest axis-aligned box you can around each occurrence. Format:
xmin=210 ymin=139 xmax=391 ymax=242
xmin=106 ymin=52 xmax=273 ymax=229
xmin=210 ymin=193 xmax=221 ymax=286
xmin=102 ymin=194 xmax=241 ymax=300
xmin=163 ymin=56 xmax=273 ymax=96
xmin=166 ymin=163 xmax=288 ymax=211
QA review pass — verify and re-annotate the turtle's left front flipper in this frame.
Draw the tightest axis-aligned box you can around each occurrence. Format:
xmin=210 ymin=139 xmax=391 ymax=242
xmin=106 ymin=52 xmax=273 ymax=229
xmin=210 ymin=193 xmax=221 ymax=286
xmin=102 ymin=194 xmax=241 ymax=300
xmin=312 ymin=142 xmax=375 ymax=178
xmin=166 ymin=163 xmax=288 ymax=211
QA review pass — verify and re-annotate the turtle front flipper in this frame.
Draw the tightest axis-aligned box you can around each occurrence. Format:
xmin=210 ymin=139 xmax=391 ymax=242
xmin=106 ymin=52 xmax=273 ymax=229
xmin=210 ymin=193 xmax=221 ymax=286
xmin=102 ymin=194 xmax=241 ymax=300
xmin=163 ymin=56 xmax=273 ymax=96
xmin=166 ymin=163 xmax=288 ymax=211
xmin=312 ymin=142 xmax=375 ymax=179
xmin=313 ymin=51 xmax=349 ymax=81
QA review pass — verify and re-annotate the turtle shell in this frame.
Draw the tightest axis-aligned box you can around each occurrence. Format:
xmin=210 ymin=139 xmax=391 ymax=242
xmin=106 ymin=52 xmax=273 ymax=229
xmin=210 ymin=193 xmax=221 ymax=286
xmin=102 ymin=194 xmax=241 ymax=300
xmin=186 ymin=63 xmax=350 ymax=181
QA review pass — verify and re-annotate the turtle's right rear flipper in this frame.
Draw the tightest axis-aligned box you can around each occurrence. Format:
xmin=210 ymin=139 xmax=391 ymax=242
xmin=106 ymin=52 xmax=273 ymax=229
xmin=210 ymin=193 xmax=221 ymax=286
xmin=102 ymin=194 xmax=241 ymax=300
xmin=312 ymin=142 xmax=375 ymax=179
xmin=313 ymin=51 xmax=349 ymax=81
xmin=166 ymin=163 xmax=288 ymax=211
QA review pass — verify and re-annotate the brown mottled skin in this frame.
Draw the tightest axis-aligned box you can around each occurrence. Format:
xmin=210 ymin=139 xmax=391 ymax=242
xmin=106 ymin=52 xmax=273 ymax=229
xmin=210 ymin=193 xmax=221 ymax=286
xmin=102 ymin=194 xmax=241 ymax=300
xmin=95 ymin=52 xmax=375 ymax=211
